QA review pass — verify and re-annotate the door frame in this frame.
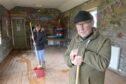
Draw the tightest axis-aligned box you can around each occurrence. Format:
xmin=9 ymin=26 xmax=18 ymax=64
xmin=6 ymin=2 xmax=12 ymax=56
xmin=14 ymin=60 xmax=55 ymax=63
xmin=11 ymin=17 xmax=27 ymax=49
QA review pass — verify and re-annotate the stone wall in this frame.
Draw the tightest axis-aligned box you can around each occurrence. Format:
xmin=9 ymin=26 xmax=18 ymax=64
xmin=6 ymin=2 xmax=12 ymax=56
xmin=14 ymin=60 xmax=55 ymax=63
xmin=11 ymin=6 xmax=61 ymax=36
xmin=10 ymin=6 xmax=63 ymax=48
xmin=98 ymin=0 xmax=126 ymax=75
xmin=0 ymin=5 xmax=13 ymax=63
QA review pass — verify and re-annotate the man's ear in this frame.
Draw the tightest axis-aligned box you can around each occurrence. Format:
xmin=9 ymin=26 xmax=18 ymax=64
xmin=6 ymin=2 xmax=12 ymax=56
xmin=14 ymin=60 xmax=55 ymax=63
xmin=91 ymin=20 xmax=94 ymax=26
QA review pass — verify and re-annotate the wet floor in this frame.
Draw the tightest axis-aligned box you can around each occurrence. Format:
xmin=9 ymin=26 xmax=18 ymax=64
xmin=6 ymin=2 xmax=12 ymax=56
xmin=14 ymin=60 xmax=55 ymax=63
xmin=0 ymin=47 xmax=69 ymax=84
xmin=0 ymin=46 xmax=126 ymax=84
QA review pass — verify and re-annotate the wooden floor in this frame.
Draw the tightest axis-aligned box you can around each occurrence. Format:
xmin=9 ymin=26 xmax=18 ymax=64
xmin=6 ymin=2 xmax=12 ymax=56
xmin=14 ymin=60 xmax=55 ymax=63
xmin=0 ymin=46 xmax=126 ymax=84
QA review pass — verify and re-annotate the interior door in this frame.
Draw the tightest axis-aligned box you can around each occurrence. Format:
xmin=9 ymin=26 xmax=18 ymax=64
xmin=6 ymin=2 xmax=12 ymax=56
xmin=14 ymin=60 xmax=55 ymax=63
xmin=12 ymin=17 xmax=27 ymax=49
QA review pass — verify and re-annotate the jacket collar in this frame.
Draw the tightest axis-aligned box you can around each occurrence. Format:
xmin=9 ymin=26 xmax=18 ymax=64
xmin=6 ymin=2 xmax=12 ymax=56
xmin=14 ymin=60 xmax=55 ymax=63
xmin=75 ymin=28 xmax=99 ymax=42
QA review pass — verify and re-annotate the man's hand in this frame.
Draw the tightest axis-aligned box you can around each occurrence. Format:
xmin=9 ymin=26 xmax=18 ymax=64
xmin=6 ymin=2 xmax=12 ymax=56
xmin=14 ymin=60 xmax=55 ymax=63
xmin=70 ymin=49 xmax=78 ymax=61
xmin=71 ymin=56 xmax=83 ymax=66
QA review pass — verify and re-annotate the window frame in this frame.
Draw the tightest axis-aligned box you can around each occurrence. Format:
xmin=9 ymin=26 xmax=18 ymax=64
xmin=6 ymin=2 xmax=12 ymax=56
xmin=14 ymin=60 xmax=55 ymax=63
xmin=87 ymin=7 xmax=98 ymax=28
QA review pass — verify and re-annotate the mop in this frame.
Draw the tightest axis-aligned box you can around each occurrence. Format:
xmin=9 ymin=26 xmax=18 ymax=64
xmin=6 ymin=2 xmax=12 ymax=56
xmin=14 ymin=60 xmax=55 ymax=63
xmin=29 ymin=22 xmax=45 ymax=78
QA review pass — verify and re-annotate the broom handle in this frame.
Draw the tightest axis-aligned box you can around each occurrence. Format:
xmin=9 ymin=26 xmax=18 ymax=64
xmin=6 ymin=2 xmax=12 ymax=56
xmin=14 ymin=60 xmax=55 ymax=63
xmin=75 ymin=65 xmax=80 ymax=84
xmin=29 ymin=22 xmax=37 ymax=50
xmin=29 ymin=22 xmax=39 ymax=64
xmin=75 ymin=40 xmax=90 ymax=84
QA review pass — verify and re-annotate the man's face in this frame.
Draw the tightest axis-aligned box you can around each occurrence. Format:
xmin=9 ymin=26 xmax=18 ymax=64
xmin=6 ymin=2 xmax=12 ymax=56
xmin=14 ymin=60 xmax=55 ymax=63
xmin=75 ymin=20 xmax=93 ymax=38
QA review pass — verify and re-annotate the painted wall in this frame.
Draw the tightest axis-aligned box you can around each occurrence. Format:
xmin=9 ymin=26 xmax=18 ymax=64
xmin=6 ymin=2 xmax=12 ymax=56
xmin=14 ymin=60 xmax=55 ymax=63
xmin=0 ymin=5 xmax=13 ymax=63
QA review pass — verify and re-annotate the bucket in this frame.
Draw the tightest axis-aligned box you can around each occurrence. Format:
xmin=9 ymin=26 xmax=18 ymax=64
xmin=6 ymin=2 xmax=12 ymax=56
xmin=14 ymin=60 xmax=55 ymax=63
xmin=33 ymin=67 xmax=45 ymax=78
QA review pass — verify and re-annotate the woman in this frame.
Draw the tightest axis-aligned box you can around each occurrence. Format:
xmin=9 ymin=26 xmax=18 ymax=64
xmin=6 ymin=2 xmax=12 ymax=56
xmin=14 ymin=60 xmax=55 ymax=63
xmin=32 ymin=24 xmax=46 ymax=69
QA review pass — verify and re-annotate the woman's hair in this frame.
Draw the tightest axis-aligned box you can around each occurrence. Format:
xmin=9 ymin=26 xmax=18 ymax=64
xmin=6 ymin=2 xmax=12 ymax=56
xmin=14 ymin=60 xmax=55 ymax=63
xmin=34 ymin=24 xmax=45 ymax=32
xmin=35 ymin=24 xmax=41 ymax=28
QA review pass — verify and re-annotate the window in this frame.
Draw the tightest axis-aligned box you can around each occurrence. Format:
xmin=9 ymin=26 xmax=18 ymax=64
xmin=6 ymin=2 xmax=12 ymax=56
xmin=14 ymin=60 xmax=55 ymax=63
xmin=0 ymin=16 xmax=1 ymax=45
xmin=88 ymin=8 xmax=97 ymax=27
xmin=0 ymin=33 xmax=1 ymax=45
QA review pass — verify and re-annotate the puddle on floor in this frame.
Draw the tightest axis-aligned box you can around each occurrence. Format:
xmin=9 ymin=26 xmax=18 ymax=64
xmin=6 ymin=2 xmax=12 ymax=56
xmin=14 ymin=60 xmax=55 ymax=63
xmin=19 ymin=53 xmax=46 ymax=84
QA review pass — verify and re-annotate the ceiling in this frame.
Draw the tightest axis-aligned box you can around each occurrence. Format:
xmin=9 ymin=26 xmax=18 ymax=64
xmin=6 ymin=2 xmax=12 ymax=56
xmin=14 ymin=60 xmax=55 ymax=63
xmin=0 ymin=0 xmax=88 ymax=12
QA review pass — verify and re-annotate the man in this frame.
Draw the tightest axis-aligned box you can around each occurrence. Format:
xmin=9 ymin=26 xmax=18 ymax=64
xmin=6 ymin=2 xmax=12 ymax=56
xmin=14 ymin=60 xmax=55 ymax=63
xmin=64 ymin=11 xmax=111 ymax=84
